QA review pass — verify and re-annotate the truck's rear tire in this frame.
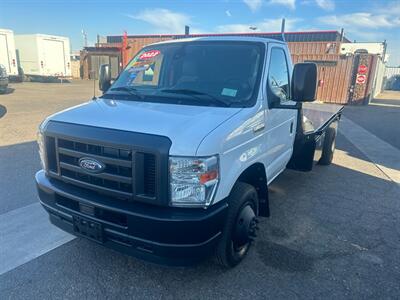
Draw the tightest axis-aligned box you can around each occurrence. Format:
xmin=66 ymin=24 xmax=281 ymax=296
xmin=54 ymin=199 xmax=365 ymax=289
xmin=319 ymin=127 xmax=337 ymax=165
xmin=215 ymin=182 xmax=259 ymax=268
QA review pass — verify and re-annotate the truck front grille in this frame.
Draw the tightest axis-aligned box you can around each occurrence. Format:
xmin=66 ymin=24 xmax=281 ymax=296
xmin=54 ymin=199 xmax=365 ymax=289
xmin=47 ymin=137 xmax=157 ymax=201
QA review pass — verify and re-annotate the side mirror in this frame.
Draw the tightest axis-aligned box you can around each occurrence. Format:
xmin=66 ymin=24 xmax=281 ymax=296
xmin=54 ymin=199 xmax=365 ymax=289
xmin=292 ymin=63 xmax=317 ymax=102
xmin=99 ymin=64 xmax=111 ymax=92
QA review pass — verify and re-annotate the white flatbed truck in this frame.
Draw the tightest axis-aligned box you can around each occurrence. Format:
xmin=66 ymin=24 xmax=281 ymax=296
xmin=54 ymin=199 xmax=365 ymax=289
xmin=36 ymin=35 xmax=343 ymax=267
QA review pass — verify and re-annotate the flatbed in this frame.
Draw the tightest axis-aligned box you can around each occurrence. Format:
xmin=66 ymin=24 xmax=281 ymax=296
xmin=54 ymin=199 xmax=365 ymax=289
xmin=302 ymin=102 xmax=344 ymax=134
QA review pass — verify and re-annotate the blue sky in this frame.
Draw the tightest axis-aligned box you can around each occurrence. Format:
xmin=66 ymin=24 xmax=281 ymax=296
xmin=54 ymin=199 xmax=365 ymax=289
xmin=1 ymin=0 xmax=399 ymax=65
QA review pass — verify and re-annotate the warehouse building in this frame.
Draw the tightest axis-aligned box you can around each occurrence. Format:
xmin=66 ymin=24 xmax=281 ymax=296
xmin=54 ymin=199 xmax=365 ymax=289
xmin=80 ymin=46 xmax=120 ymax=80
xmin=83 ymin=30 xmax=387 ymax=105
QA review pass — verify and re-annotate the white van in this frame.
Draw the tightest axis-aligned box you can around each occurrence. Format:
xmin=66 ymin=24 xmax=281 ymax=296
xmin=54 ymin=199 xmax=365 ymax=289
xmin=15 ymin=34 xmax=71 ymax=77
xmin=0 ymin=29 xmax=18 ymax=76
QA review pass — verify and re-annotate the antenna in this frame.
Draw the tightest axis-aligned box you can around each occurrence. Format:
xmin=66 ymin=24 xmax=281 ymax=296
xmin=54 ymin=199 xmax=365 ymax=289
xmin=281 ymin=18 xmax=286 ymax=42
xmin=96 ymin=33 xmax=100 ymax=100
xmin=92 ymin=76 xmax=96 ymax=100
xmin=92 ymin=34 xmax=100 ymax=100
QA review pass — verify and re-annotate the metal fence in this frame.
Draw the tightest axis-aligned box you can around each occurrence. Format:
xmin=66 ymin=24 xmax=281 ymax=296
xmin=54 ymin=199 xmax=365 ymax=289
xmin=385 ymin=67 xmax=400 ymax=79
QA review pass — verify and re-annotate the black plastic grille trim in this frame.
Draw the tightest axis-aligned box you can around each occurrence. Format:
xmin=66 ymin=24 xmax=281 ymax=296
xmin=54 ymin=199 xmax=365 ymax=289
xmin=55 ymin=138 xmax=133 ymax=199
xmin=143 ymin=153 xmax=156 ymax=197
xmin=43 ymin=121 xmax=172 ymax=206
xmin=45 ymin=136 xmax=57 ymax=172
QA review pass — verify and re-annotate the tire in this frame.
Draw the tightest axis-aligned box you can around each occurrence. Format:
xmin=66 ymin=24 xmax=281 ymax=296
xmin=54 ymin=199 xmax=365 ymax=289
xmin=319 ymin=126 xmax=337 ymax=165
xmin=215 ymin=182 xmax=258 ymax=268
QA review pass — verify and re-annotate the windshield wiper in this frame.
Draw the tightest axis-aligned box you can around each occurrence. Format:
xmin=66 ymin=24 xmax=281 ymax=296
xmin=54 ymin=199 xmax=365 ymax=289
xmin=109 ymin=86 xmax=144 ymax=99
xmin=159 ymin=88 xmax=230 ymax=107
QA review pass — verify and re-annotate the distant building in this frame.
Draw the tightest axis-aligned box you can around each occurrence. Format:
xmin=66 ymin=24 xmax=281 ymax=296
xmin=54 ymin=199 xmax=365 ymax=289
xmin=70 ymin=50 xmax=81 ymax=78
xmin=82 ymin=30 xmax=388 ymax=104
xmin=80 ymin=46 xmax=121 ymax=80
xmin=340 ymin=42 xmax=387 ymax=61
xmin=70 ymin=50 xmax=80 ymax=61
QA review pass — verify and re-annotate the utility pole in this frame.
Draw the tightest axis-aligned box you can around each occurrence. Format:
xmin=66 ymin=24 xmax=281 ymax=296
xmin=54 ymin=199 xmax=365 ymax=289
xmin=382 ymin=39 xmax=387 ymax=63
xmin=81 ymin=29 xmax=88 ymax=48
xmin=281 ymin=18 xmax=286 ymax=42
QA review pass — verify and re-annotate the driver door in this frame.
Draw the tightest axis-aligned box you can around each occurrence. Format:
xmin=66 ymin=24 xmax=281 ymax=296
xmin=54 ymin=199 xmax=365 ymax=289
xmin=264 ymin=45 xmax=297 ymax=182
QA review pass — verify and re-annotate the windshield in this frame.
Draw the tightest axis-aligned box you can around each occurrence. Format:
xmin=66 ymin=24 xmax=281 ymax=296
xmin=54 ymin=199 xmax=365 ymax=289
xmin=105 ymin=41 xmax=265 ymax=107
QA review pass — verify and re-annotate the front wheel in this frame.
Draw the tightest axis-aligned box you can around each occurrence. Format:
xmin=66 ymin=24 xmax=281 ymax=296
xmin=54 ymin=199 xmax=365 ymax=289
xmin=215 ymin=182 xmax=259 ymax=268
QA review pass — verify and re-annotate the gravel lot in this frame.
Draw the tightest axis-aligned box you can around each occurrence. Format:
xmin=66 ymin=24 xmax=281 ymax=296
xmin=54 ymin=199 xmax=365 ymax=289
xmin=1 ymin=82 xmax=399 ymax=299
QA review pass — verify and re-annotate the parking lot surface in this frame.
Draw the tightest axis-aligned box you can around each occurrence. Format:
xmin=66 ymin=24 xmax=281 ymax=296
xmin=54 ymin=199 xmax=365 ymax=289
xmin=343 ymin=91 xmax=400 ymax=150
xmin=1 ymin=82 xmax=399 ymax=299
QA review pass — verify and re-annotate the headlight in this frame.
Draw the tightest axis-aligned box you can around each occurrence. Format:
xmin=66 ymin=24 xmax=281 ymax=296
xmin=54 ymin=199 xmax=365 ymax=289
xmin=37 ymin=127 xmax=47 ymax=171
xmin=169 ymin=156 xmax=219 ymax=207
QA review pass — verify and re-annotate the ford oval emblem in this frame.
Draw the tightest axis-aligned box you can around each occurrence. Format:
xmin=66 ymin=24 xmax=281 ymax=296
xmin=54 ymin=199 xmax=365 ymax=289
xmin=78 ymin=157 xmax=105 ymax=173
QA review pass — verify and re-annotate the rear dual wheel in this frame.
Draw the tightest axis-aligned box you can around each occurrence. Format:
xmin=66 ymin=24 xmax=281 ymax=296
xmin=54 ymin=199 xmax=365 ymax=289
xmin=319 ymin=126 xmax=337 ymax=165
xmin=215 ymin=182 xmax=259 ymax=268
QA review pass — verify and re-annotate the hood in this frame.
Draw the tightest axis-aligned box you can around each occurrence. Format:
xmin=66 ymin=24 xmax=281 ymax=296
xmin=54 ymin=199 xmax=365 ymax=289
xmin=49 ymin=98 xmax=242 ymax=155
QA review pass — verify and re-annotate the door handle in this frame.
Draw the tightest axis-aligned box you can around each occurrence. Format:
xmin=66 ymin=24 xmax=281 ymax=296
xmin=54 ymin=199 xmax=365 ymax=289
xmin=253 ymin=124 xmax=265 ymax=133
xmin=290 ymin=121 xmax=294 ymax=133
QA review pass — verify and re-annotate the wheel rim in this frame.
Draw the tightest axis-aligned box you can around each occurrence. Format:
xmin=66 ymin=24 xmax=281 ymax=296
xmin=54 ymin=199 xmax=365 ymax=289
xmin=231 ymin=203 xmax=258 ymax=256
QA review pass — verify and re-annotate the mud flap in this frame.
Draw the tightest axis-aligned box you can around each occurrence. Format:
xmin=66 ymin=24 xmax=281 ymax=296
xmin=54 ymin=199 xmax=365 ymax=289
xmin=287 ymin=132 xmax=321 ymax=172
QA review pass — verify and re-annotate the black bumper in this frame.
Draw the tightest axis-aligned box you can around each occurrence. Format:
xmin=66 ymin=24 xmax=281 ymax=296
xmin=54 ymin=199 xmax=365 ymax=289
xmin=36 ymin=170 xmax=228 ymax=265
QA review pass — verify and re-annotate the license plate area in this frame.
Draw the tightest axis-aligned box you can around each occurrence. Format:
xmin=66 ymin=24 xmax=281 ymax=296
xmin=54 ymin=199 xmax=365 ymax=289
xmin=73 ymin=215 xmax=103 ymax=243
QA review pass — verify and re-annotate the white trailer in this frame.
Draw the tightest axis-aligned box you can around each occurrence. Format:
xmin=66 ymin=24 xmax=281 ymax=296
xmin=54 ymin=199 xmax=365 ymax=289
xmin=0 ymin=29 xmax=18 ymax=76
xmin=15 ymin=34 xmax=71 ymax=77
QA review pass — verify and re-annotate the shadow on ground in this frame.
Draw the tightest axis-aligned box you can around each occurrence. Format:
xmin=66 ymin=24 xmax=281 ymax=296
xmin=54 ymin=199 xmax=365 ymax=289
xmin=28 ymin=77 xmax=71 ymax=83
xmin=0 ymin=104 xmax=6 ymax=118
xmin=0 ymin=88 xmax=15 ymax=95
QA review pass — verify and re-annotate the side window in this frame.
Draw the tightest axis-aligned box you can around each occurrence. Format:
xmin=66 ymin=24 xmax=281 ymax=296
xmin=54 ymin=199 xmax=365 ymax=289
xmin=267 ymin=48 xmax=290 ymax=103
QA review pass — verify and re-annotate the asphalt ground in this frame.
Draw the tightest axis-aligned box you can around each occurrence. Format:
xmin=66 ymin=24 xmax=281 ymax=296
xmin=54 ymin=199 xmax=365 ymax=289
xmin=1 ymin=82 xmax=399 ymax=299
xmin=343 ymin=91 xmax=400 ymax=150
xmin=0 ymin=81 xmax=98 ymax=214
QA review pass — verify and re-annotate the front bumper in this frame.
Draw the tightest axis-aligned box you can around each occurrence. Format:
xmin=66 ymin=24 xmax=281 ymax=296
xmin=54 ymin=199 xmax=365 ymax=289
xmin=36 ymin=170 xmax=227 ymax=265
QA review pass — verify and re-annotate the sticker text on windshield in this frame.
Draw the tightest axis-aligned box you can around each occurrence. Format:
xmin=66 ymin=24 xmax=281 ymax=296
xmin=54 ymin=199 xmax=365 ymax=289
xmin=139 ymin=50 xmax=161 ymax=60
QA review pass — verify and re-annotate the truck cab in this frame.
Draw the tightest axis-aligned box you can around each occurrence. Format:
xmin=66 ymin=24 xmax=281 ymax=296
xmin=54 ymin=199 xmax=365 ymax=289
xmin=36 ymin=37 xmax=342 ymax=267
